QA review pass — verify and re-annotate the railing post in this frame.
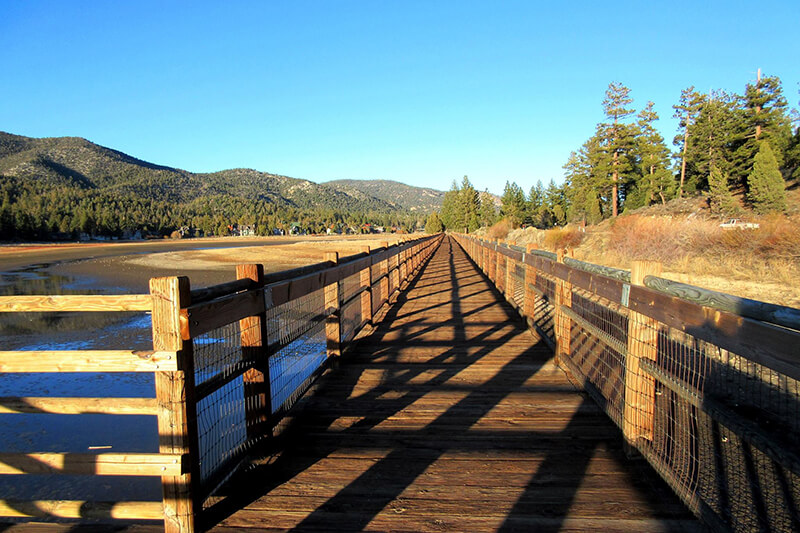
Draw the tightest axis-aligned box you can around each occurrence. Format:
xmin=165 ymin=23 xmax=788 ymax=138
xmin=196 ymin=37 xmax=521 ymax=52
xmin=399 ymin=241 xmax=408 ymax=283
xmin=495 ymin=240 xmax=504 ymax=294
xmin=505 ymin=240 xmax=516 ymax=303
xmin=380 ymin=241 xmax=390 ymax=307
xmin=553 ymin=249 xmax=572 ymax=366
xmin=150 ymin=276 xmax=199 ymax=533
xmin=236 ymin=264 xmax=272 ymax=440
xmin=623 ymin=260 xmax=663 ymax=448
xmin=524 ymin=243 xmax=538 ymax=323
xmin=360 ymin=246 xmax=373 ymax=324
xmin=491 ymin=241 xmax=498 ymax=283
xmin=324 ymin=252 xmax=341 ymax=357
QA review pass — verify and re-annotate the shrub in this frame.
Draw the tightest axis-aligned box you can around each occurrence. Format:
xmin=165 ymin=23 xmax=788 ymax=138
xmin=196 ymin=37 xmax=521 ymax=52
xmin=543 ymin=227 xmax=584 ymax=251
xmin=487 ymin=218 xmax=512 ymax=240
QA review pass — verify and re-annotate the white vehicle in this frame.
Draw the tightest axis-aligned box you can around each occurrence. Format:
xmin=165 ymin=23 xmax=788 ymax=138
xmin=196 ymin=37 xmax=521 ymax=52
xmin=719 ymin=219 xmax=759 ymax=230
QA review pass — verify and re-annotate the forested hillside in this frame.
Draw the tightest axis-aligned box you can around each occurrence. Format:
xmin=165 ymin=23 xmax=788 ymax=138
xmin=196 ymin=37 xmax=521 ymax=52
xmin=325 ymin=179 xmax=444 ymax=211
xmin=0 ymin=132 xmax=432 ymax=239
xmin=436 ymin=72 xmax=800 ymax=232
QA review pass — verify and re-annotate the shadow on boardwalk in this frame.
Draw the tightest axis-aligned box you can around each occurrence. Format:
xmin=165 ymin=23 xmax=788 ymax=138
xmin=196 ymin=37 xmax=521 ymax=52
xmin=205 ymin=237 xmax=700 ymax=532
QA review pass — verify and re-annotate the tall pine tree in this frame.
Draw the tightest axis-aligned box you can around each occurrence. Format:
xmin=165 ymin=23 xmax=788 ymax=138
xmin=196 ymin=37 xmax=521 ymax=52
xmin=629 ymin=102 xmax=674 ymax=208
xmin=600 ymin=82 xmax=636 ymax=216
xmin=672 ymin=87 xmax=704 ymax=197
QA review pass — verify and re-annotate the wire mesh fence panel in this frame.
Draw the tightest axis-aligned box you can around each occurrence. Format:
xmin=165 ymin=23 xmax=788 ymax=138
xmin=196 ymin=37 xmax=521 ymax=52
xmin=510 ymin=262 xmax=525 ymax=309
xmin=565 ymin=328 xmax=626 ymax=427
xmin=388 ymin=254 xmax=399 ymax=295
xmin=340 ymin=294 xmax=363 ymax=344
xmin=370 ymin=257 xmax=387 ymax=287
xmin=636 ymin=322 xmax=800 ymax=532
xmin=372 ymin=277 xmax=388 ymax=316
xmin=339 ymin=271 xmax=363 ymax=306
xmin=570 ymin=291 xmax=629 ymax=349
xmin=454 ymin=235 xmax=800 ymax=533
xmin=563 ymin=292 xmax=629 ymax=427
xmin=192 ymin=321 xmax=249 ymax=501
xmin=265 ymin=287 xmax=328 ymax=415
xmin=193 ymin=321 xmax=245 ymax=386
xmin=531 ymin=272 xmax=557 ymax=344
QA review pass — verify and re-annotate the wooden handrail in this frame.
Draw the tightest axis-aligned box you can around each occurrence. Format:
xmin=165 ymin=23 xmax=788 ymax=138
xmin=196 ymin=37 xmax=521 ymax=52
xmin=0 ymin=232 xmax=444 ymax=532
xmin=0 ymin=294 xmax=152 ymax=312
xmin=451 ymin=232 xmax=800 ymax=533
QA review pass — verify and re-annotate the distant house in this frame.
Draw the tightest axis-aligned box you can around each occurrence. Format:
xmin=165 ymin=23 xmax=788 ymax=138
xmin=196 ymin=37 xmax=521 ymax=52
xmin=122 ymin=229 xmax=143 ymax=240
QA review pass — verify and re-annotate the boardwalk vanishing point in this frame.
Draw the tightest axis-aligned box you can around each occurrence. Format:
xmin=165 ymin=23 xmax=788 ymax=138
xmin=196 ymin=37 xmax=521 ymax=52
xmin=203 ymin=237 xmax=700 ymax=532
xmin=4 ymin=232 xmax=797 ymax=532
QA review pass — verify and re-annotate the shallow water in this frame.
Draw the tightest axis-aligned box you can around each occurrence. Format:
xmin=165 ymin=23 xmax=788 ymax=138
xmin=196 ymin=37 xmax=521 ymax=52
xmin=1 ymin=259 xmax=328 ymax=502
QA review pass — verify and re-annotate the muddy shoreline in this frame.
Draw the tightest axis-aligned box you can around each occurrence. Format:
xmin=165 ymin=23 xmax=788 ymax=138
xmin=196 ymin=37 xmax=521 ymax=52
xmin=1 ymin=234 xmax=407 ymax=293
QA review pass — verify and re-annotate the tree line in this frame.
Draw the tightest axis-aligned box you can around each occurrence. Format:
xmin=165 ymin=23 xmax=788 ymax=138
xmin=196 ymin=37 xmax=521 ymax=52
xmin=432 ymin=72 xmax=799 ymax=232
xmin=0 ymin=176 xmax=425 ymax=240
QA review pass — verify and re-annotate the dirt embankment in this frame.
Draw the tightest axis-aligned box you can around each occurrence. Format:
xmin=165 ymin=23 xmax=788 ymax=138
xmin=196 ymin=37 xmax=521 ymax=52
xmin=486 ymin=206 xmax=800 ymax=309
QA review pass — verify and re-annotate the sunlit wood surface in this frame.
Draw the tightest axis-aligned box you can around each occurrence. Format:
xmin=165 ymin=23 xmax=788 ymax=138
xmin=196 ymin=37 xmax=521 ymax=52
xmin=207 ymin=237 xmax=700 ymax=532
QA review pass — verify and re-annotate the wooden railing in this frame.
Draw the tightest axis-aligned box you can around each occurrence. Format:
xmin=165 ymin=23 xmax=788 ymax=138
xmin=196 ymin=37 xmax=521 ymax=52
xmin=452 ymin=233 xmax=800 ymax=533
xmin=0 ymin=233 xmax=443 ymax=532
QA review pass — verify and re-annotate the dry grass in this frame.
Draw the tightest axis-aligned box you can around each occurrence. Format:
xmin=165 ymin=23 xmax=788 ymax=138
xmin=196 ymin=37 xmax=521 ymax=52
xmin=575 ymin=213 xmax=800 ymax=307
xmin=487 ymin=219 xmax=513 ymax=240
xmin=543 ymin=227 xmax=584 ymax=251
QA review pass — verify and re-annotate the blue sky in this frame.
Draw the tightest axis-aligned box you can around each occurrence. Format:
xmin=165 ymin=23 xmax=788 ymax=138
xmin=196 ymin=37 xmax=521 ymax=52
xmin=2 ymin=1 xmax=798 ymax=195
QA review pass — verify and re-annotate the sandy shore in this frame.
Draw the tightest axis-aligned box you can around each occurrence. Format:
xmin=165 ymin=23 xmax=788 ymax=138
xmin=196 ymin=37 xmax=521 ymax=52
xmin=1 ymin=235 xmax=408 ymax=293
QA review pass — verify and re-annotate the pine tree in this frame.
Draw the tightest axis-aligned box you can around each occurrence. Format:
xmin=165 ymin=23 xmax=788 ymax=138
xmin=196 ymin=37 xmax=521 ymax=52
xmin=737 ymin=73 xmax=792 ymax=174
xmin=527 ymin=182 xmax=545 ymax=227
xmin=500 ymin=181 xmax=526 ymax=226
xmin=672 ymin=87 xmax=704 ymax=197
xmin=425 ymin=212 xmax=444 ymax=233
xmin=478 ymin=190 xmax=497 ymax=228
xmin=748 ymin=141 xmax=786 ymax=214
xmin=564 ymin=140 xmax=603 ymax=223
xmin=686 ymin=91 xmax=742 ymax=194
xmin=630 ymin=102 xmax=674 ymax=208
xmin=545 ymin=179 xmax=567 ymax=226
xmin=600 ymin=82 xmax=636 ymax=216
xmin=708 ymin=165 xmax=740 ymax=216
xmin=439 ymin=181 xmax=460 ymax=230
xmin=458 ymin=176 xmax=480 ymax=232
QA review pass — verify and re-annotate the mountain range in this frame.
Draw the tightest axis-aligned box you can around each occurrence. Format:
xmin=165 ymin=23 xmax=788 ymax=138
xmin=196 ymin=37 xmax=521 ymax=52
xmin=0 ymin=132 xmax=445 ymax=213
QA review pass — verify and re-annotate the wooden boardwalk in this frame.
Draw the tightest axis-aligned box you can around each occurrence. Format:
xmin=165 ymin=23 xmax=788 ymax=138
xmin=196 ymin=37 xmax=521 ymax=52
xmin=208 ymin=237 xmax=701 ymax=532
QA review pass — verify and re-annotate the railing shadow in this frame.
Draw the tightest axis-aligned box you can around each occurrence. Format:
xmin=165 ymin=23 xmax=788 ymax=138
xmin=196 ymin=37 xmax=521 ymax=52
xmin=202 ymin=237 xmax=695 ymax=532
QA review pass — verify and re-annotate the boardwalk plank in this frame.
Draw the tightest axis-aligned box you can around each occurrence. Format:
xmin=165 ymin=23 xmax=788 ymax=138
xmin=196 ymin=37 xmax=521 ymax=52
xmin=209 ymin=236 xmax=698 ymax=532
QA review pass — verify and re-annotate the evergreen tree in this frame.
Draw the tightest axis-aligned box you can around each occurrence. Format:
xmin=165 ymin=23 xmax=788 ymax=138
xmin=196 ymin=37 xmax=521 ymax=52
xmin=748 ymin=142 xmax=786 ymax=214
xmin=708 ymin=165 xmax=740 ymax=216
xmin=630 ymin=102 xmax=674 ymax=208
xmin=425 ymin=212 xmax=444 ymax=233
xmin=786 ymin=123 xmax=800 ymax=181
xmin=600 ymin=82 xmax=636 ymax=216
xmin=545 ymin=179 xmax=568 ymax=226
xmin=478 ymin=190 xmax=497 ymax=227
xmin=686 ymin=91 xmax=742 ymax=194
xmin=500 ymin=181 xmax=526 ymax=226
xmin=458 ymin=176 xmax=481 ymax=232
xmin=439 ymin=181 xmax=460 ymax=230
xmin=563 ymin=140 xmax=603 ymax=223
xmin=736 ymin=73 xmax=792 ymax=175
xmin=527 ymin=181 xmax=545 ymax=227
xmin=672 ymin=87 xmax=704 ymax=197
